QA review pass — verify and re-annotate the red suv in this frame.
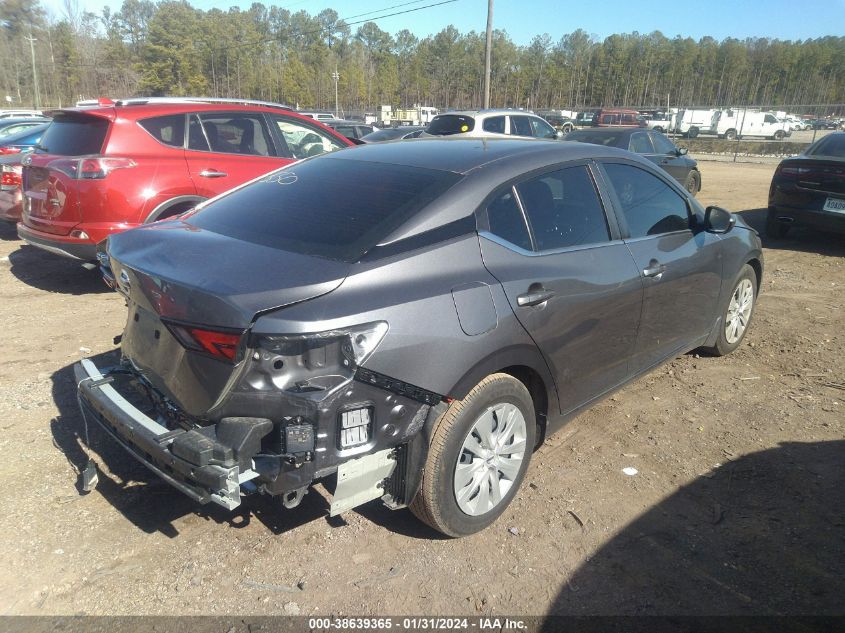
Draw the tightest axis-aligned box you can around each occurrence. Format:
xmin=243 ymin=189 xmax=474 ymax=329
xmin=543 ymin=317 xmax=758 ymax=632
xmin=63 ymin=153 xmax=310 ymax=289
xmin=18 ymin=98 xmax=355 ymax=260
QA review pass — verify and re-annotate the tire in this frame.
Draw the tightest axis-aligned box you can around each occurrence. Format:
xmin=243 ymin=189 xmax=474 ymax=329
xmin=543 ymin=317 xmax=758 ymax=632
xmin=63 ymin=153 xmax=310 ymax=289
xmin=561 ymin=123 xmax=573 ymax=134
xmin=724 ymin=129 xmax=737 ymax=140
xmin=765 ymin=209 xmax=791 ymax=239
xmin=654 ymin=126 xmax=664 ymax=133
xmin=409 ymin=373 xmax=536 ymax=537
xmin=688 ymin=126 xmax=699 ymax=139
xmin=684 ymin=170 xmax=701 ymax=196
xmin=774 ymin=130 xmax=785 ymax=140
xmin=702 ymin=264 xmax=758 ymax=357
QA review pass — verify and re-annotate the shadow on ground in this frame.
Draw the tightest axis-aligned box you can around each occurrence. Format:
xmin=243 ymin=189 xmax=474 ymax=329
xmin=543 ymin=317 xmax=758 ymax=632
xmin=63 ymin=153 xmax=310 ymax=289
xmin=7 ymin=242 xmax=110 ymax=295
xmin=0 ymin=220 xmax=19 ymax=241
xmin=547 ymin=439 xmax=845 ymax=616
xmin=736 ymin=208 xmax=845 ymax=256
xmin=49 ymin=350 xmax=439 ymax=539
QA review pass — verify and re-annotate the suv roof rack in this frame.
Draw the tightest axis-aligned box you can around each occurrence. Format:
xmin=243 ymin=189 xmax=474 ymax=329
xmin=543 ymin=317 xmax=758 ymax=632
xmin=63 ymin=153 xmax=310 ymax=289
xmin=91 ymin=97 xmax=293 ymax=110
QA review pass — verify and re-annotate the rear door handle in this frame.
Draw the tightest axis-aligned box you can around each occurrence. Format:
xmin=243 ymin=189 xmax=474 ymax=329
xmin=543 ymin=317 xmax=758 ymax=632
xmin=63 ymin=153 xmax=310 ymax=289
xmin=643 ymin=262 xmax=667 ymax=279
xmin=517 ymin=289 xmax=555 ymax=307
xmin=199 ymin=169 xmax=228 ymax=178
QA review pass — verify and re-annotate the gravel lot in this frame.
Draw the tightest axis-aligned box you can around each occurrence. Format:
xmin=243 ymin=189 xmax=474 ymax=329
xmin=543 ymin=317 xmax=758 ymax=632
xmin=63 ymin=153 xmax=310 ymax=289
xmin=0 ymin=161 xmax=842 ymax=616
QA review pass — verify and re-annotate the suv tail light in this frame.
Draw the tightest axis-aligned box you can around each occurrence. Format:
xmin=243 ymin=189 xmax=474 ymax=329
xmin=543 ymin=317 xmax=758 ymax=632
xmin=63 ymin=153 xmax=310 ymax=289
xmin=1 ymin=165 xmax=21 ymax=191
xmin=164 ymin=322 xmax=243 ymax=362
xmin=48 ymin=157 xmax=136 ymax=179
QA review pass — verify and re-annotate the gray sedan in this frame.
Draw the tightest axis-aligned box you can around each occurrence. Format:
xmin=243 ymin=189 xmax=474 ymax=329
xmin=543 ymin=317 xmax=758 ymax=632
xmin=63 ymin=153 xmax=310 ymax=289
xmin=78 ymin=138 xmax=762 ymax=536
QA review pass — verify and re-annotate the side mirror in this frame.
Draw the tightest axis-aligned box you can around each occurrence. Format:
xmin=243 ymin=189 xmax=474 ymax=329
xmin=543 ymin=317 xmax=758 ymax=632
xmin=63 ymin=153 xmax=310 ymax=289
xmin=555 ymin=130 xmax=564 ymax=139
xmin=676 ymin=147 xmax=688 ymax=155
xmin=704 ymin=205 xmax=735 ymax=233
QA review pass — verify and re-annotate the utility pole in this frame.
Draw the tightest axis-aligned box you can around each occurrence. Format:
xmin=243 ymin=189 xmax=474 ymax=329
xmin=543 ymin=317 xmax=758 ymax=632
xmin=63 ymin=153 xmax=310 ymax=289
xmin=483 ymin=0 xmax=493 ymax=108
xmin=332 ymin=67 xmax=340 ymax=118
xmin=25 ymin=33 xmax=41 ymax=109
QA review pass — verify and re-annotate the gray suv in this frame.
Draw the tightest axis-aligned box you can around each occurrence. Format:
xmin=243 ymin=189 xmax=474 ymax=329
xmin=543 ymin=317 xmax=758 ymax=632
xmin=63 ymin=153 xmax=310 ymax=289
xmin=76 ymin=138 xmax=762 ymax=537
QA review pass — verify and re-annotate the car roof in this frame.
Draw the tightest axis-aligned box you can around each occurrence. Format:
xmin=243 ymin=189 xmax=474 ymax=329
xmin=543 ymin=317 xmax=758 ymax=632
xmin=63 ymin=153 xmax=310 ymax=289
xmin=324 ymin=119 xmax=368 ymax=125
xmin=567 ymin=128 xmax=642 ymax=138
xmin=435 ymin=109 xmax=539 ymax=118
xmin=47 ymin=100 xmax=303 ymax=122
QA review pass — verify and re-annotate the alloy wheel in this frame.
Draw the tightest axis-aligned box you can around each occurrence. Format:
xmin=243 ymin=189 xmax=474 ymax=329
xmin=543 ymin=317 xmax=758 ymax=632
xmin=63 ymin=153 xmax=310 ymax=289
xmin=725 ymin=278 xmax=754 ymax=344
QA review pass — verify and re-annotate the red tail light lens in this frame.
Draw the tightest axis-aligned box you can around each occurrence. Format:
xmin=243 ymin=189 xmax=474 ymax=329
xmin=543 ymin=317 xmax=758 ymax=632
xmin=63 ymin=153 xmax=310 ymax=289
xmin=164 ymin=322 xmax=243 ymax=362
xmin=1 ymin=166 xmax=21 ymax=191
xmin=48 ymin=157 xmax=136 ymax=179
xmin=0 ymin=147 xmax=22 ymax=155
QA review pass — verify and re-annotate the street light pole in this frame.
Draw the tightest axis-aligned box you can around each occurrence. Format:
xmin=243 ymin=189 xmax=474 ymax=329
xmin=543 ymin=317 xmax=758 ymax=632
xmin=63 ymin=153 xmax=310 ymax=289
xmin=25 ymin=33 xmax=41 ymax=109
xmin=483 ymin=0 xmax=493 ymax=109
xmin=332 ymin=67 xmax=340 ymax=118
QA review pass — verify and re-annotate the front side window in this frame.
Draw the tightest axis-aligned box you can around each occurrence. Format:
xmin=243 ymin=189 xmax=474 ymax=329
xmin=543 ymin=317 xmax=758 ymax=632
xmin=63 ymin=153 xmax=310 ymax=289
xmin=139 ymin=114 xmax=185 ymax=148
xmin=482 ymin=116 xmax=506 ymax=134
xmin=516 ymin=165 xmax=610 ymax=251
xmin=628 ymin=132 xmax=654 ymax=154
xmin=529 ymin=117 xmax=556 ymax=139
xmin=486 ymin=188 xmax=531 ymax=251
xmin=271 ymin=116 xmax=346 ymax=160
xmin=603 ymin=163 xmax=691 ymax=238
xmin=650 ymin=132 xmax=677 ymax=154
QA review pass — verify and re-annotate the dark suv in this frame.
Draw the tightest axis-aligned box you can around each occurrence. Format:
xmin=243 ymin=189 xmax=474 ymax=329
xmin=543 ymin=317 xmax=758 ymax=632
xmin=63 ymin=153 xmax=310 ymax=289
xmin=18 ymin=98 xmax=354 ymax=260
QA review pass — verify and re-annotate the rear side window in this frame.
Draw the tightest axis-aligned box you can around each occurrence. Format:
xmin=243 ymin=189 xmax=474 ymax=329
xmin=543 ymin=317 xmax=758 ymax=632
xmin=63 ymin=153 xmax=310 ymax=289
xmin=516 ymin=165 xmax=610 ymax=251
xmin=604 ymin=163 xmax=690 ymax=238
xmin=37 ymin=115 xmax=108 ymax=156
xmin=427 ymin=115 xmax=475 ymax=136
xmin=139 ymin=115 xmax=185 ymax=147
xmin=188 ymin=158 xmax=462 ymax=262
xmin=482 ymin=116 xmax=506 ymax=134
xmin=486 ymin=189 xmax=531 ymax=251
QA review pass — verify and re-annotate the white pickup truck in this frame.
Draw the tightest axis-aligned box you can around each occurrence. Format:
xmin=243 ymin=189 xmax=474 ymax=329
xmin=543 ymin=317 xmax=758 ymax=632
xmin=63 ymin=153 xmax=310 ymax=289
xmin=642 ymin=112 xmax=674 ymax=133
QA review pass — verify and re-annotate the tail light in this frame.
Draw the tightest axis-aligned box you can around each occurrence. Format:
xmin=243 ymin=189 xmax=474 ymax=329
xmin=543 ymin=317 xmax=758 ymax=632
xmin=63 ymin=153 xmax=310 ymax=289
xmin=48 ymin=157 xmax=136 ymax=179
xmin=0 ymin=147 xmax=22 ymax=155
xmin=777 ymin=164 xmax=812 ymax=177
xmin=1 ymin=165 xmax=21 ymax=191
xmin=164 ymin=322 xmax=244 ymax=362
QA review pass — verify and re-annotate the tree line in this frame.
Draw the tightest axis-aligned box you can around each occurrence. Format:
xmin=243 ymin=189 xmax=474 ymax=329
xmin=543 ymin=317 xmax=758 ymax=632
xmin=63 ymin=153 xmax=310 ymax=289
xmin=1 ymin=0 xmax=843 ymax=115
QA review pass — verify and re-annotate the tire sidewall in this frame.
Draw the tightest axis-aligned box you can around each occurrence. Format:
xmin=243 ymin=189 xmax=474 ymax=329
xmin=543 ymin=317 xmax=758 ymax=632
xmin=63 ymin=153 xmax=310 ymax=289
xmin=428 ymin=377 xmax=535 ymax=536
xmin=716 ymin=264 xmax=758 ymax=354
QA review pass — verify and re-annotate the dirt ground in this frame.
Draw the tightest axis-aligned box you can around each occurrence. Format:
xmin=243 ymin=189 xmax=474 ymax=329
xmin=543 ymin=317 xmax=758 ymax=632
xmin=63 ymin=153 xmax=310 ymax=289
xmin=0 ymin=161 xmax=842 ymax=617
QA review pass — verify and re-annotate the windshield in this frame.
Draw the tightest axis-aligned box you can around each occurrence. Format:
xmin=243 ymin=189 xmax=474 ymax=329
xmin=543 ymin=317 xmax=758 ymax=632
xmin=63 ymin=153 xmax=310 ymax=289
xmin=187 ymin=156 xmax=462 ymax=262
xmin=806 ymin=134 xmax=845 ymax=158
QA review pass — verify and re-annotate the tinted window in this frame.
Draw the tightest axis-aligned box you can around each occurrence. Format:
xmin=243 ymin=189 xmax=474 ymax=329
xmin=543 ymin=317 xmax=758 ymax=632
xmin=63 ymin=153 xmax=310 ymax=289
xmin=807 ymin=134 xmax=845 ymax=158
xmin=333 ymin=125 xmax=357 ymax=138
xmin=271 ymin=116 xmax=345 ymax=159
xmin=487 ymin=188 xmax=531 ymax=251
xmin=516 ymin=165 xmax=610 ymax=250
xmin=199 ymin=113 xmax=274 ymax=156
xmin=628 ymin=132 xmax=653 ymax=154
xmin=650 ymin=132 xmax=677 ymax=154
xmin=530 ymin=117 xmax=556 ymax=139
xmin=187 ymin=114 xmax=209 ymax=151
xmin=139 ymin=115 xmax=185 ymax=147
xmin=509 ymin=116 xmax=533 ymax=137
xmin=604 ymin=163 xmax=690 ymax=238
xmin=37 ymin=115 xmax=108 ymax=155
xmin=565 ymin=130 xmax=623 ymax=146
xmin=427 ymin=115 xmax=475 ymax=136
xmin=482 ymin=116 xmax=506 ymax=134
xmin=188 ymin=158 xmax=462 ymax=262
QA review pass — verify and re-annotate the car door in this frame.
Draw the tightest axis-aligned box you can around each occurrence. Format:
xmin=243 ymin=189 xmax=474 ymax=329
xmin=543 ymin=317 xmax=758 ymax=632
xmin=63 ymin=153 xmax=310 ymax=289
xmin=648 ymin=131 xmax=690 ymax=183
xmin=184 ymin=112 xmax=283 ymax=198
xmin=598 ymin=161 xmax=723 ymax=373
xmin=478 ymin=162 xmax=644 ymax=414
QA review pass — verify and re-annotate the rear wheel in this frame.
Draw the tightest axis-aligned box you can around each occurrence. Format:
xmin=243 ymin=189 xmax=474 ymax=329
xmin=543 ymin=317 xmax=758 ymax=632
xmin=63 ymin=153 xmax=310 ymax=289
xmin=688 ymin=126 xmax=699 ymax=138
xmin=702 ymin=264 xmax=757 ymax=357
xmin=773 ymin=130 xmax=785 ymax=140
xmin=684 ymin=170 xmax=701 ymax=196
xmin=724 ymin=129 xmax=737 ymax=140
xmin=409 ymin=374 xmax=535 ymax=537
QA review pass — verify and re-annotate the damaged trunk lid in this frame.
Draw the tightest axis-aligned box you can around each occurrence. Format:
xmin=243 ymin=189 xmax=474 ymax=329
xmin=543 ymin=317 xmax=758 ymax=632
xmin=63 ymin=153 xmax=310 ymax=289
xmin=107 ymin=221 xmax=350 ymax=417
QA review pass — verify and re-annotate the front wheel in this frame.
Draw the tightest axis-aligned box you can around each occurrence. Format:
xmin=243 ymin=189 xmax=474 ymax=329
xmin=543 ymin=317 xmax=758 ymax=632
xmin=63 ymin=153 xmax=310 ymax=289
xmin=702 ymin=264 xmax=758 ymax=357
xmin=409 ymin=373 xmax=536 ymax=537
xmin=688 ymin=126 xmax=700 ymax=138
xmin=684 ymin=170 xmax=701 ymax=196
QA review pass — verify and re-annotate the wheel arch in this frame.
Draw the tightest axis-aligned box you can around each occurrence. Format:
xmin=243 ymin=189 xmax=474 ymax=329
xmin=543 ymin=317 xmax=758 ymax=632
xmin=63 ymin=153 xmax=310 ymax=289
xmin=144 ymin=195 xmax=207 ymax=224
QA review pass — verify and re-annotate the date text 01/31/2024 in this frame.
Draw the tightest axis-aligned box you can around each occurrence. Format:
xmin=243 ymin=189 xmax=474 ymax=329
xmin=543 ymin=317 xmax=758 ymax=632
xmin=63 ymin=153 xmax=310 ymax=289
xmin=307 ymin=618 xmax=527 ymax=630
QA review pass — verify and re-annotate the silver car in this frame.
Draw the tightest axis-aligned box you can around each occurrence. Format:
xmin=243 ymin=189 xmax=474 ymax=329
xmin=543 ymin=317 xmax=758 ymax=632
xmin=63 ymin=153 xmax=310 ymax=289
xmin=424 ymin=109 xmax=562 ymax=140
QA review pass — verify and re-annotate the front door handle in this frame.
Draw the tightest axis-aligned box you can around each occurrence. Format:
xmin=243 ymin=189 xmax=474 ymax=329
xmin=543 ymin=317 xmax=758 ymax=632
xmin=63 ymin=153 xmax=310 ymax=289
xmin=642 ymin=261 xmax=667 ymax=279
xmin=199 ymin=169 xmax=228 ymax=178
xmin=517 ymin=289 xmax=555 ymax=307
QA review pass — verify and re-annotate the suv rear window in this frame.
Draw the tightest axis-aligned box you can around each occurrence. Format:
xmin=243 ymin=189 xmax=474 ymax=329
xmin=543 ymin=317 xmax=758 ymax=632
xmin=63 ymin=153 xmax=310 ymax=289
xmin=37 ymin=114 xmax=109 ymax=156
xmin=427 ymin=115 xmax=475 ymax=136
xmin=187 ymin=157 xmax=462 ymax=262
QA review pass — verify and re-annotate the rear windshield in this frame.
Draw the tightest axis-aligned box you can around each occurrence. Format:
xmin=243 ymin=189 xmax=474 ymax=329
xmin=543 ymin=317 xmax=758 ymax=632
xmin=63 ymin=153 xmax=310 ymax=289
xmin=37 ymin=114 xmax=109 ymax=155
xmin=806 ymin=134 xmax=845 ymax=158
xmin=427 ymin=115 xmax=475 ymax=136
xmin=361 ymin=128 xmax=405 ymax=142
xmin=187 ymin=157 xmax=462 ymax=262
xmin=565 ymin=131 xmax=623 ymax=146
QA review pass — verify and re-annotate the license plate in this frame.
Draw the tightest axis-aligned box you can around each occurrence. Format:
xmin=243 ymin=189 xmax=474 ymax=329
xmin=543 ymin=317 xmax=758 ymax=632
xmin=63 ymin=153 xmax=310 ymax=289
xmin=823 ymin=197 xmax=845 ymax=213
